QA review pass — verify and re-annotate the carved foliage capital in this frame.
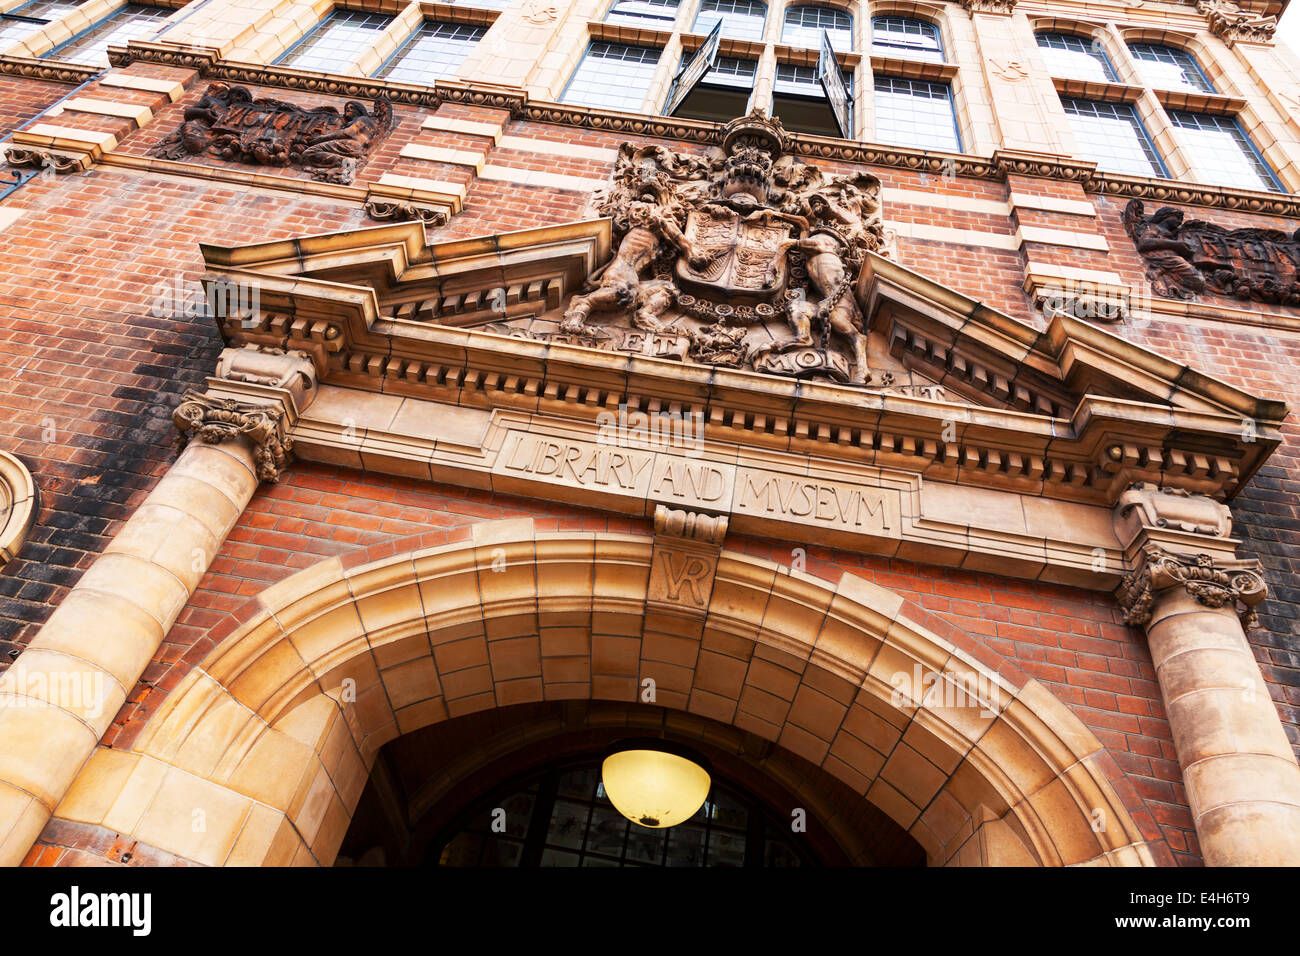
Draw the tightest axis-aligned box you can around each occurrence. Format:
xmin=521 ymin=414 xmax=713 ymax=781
xmin=173 ymin=392 xmax=293 ymax=483
xmin=961 ymin=0 xmax=1017 ymax=13
xmin=1197 ymin=0 xmax=1277 ymax=44
xmin=1117 ymin=546 xmax=1267 ymax=629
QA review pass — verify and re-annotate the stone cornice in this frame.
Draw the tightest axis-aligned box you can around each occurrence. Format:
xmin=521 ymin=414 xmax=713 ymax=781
xmin=196 ymin=224 xmax=1285 ymax=509
xmin=0 ymin=54 xmax=101 ymax=84
xmin=102 ymin=43 xmax=1300 ymax=221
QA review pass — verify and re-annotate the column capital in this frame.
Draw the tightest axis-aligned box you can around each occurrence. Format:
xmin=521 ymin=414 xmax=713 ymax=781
xmin=1116 ymin=544 xmax=1267 ymax=629
xmin=960 ymin=0 xmax=1018 ymax=13
xmin=173 ymin=346 xmax=318 ymax=483
xmin=1196 ymin=0 xmax=1277 ymax=46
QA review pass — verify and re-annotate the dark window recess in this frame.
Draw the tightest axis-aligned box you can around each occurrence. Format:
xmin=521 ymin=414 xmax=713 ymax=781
xmin=771 ymin=62 xmax=851 ymax=137
xmin=670 ymin=55 xmax=754 ymax=123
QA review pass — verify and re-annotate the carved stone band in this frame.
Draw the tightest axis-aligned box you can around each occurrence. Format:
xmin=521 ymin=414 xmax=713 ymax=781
xmin=173 ymin=392 xmax=293 ymax=483
xmin=1116 ymin=546 xmax=1267 ymax=628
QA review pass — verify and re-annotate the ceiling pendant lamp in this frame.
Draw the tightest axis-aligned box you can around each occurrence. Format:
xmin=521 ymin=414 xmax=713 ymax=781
xmin=601 ymin=740 xmax=712 ymax=829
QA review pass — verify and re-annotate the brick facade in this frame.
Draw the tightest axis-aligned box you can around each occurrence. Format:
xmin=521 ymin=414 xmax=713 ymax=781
xmin=1 ymin=0 xmax=1298 ymax=869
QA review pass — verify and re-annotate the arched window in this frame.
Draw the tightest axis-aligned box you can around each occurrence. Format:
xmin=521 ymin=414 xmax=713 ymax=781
xmin=605 ymin=0 xmax=679 ymax=27
xmin=870 ymin=15 xmax=943 ymax=63
xmin=275 ymin=10 xmax=394 ymax=72
xmin=692 ymin=0 xmax=767 ymax=42
xmin=1035 ymin=32 xmax=1116 ymax=83
xmin=373 ymin=21 xmax=485 ymax=84
xmin=781 ymin=4 xmax=851 ymax=51
xmin=1126 ymin=42 xmax=1214 ymax=93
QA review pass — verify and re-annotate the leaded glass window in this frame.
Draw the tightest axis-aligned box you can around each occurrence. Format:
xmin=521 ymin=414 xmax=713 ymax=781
xmin=873 ymin=75 xmax=960 ymax=152
xmin=561 ymin=41 xmax=661 ymax=112
xmin=871 ymin=16 xmax=943 ymax=63
xmin=275 ymin=10 xmax=393 ymax=73
xmin=781 ymin=5 xmax=850 ymax=51
xmin=1169 ymin=111 xmax=1283 ymax=192
xmin=374 ymin=21 xmax=484 ymax=83
xmin=1060 ymin=98 xmax=1165 ymax=178
xmin=1035 ymin=32 xmax=1117 ymax=83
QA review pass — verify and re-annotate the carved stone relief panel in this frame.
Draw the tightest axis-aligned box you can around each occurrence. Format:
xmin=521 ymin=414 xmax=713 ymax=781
xmin=151 ymin=82 xmax=393 ymax=184
xmin=1123 ymin=199 xmax=1300 ymax=305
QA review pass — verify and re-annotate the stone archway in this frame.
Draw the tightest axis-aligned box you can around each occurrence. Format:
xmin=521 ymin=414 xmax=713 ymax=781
xmin=50 ymin=519 xmax=1156 ymax=867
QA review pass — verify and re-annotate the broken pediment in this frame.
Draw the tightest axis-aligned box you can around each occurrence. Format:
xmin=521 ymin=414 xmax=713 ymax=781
xmin=195 ymin=115 xmax=1285 ymax=506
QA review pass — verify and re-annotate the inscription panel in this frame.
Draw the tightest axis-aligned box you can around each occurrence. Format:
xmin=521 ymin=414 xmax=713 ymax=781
xmin=493 ymin=432 xmax=903 ymax=545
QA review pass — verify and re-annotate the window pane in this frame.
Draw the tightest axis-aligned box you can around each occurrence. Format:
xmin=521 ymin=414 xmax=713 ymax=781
xmin=561 ymin=41 xmax=660 ymax=112
xmin=781 ymin=5 xmax=850 ymax=51
xmin=1169 ymin=111 xmax=1281 ymax=192
xmin=47 ymin=4 xmax=171 ymax=66
xmin=605 ymin=0 xmax=678 ymax=28
xmin=1127 ymin=42 xmax=1214 ymax=93
xmin=1035 ymin=32 xmax=1116 ymax=83
xmin=703 ymin=54 xmax=755 ymax=88
xmin=0 ymin=0 xmax=84 ymax=48
xmin=1060 ymin=98 xmax=1164 ymax=178
xmin=871 ymin=16 xmax=943 ymax=63
xmin=375 ymin=21 xmax=484 ymax=83
xmin=693 ymin=0 xmax=767 ymax=42
xmin=872 ymin=75 xmax=959 ymax=152
xmin=277 ymin=10 xmax=392 ymax=72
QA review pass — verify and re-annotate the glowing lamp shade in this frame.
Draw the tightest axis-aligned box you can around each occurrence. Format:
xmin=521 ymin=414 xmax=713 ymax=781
xmin=601 ymin=743 xmax=712 ymax=829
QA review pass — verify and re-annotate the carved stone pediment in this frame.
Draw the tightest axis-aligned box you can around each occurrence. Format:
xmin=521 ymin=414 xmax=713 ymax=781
xmin=190 ymin=120 xmax=1288 ymax=506
xmin=151 ymin=82 xmax=393 ymax=184
xmin=1123 ymin=199 xmax=1300 ymax=305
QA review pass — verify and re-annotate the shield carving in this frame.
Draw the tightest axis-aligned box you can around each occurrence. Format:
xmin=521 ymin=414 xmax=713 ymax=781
xmin=675 ymin=205 xmax=800 ymax=302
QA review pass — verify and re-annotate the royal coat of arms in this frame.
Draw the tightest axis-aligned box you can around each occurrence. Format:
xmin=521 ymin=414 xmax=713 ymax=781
xmin=557 ymin=110 xmax=887 ymax=385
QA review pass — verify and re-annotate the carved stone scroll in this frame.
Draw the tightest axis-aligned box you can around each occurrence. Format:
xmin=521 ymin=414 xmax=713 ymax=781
xmin=151 ymin=82 xmax=393 ymax=184
xmin=173 ymin=393 xmax=294 ymax=483
xmin=363 ymin=199 xmax=449 ymax=226
xmin=1123 ymin=199 xmax=1300 ymax=305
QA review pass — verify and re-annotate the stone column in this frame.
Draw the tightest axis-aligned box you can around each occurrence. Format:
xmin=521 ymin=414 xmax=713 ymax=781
xmin=0 ymin=347 xmax=316 ymax=866
xmin=1114 ymin=484 xmax=1300 ymax=866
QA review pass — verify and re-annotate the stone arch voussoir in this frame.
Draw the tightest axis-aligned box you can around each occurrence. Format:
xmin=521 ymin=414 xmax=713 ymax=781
xmin=50 ymin=519 xmax=1157 ymax=868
